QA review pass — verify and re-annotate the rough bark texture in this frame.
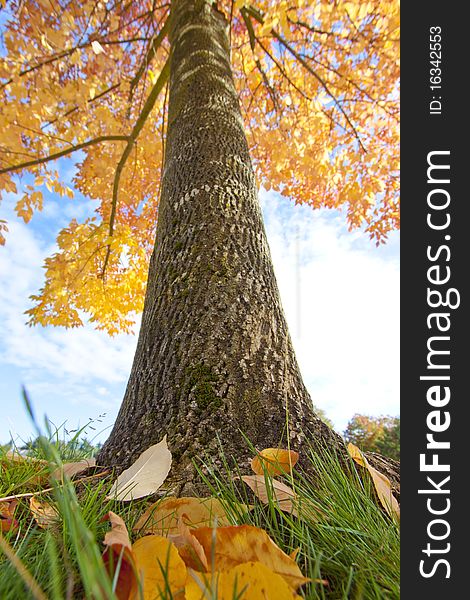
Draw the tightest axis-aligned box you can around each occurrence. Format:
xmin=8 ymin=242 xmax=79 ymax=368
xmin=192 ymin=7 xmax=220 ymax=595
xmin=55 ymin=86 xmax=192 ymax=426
xmin=98 ymin=0 xmax=353 ymax=493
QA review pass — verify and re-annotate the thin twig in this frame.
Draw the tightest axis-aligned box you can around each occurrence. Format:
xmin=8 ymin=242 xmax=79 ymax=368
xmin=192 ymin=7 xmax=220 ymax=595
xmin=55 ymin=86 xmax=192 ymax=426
xmin=243 ymin=4 xmax=367 ymax=152
xmin=102 ymin=58 xmax=170 ymax=277
xmin=241 ymin=8 xmax=279 ymax=111
xmin=0 ymin=470 xmax=111 ymax=503
xmin=127 ymin=17 xmax=170 ymax=108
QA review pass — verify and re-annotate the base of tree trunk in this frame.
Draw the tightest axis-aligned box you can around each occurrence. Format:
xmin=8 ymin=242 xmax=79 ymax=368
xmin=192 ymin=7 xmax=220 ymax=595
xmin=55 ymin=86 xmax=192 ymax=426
xmin=99 ymin=415 xmax=400 ymax=503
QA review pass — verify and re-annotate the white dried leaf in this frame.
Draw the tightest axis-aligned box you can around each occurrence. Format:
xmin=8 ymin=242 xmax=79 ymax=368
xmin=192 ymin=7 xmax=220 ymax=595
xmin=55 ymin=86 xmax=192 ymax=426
xmin=106 ymin=436 xmax=172 ymax=501
xmin=91 ymin=40 xmax=105 ymax=54
xmin=51 ymin=457 xmax=96 ymax=480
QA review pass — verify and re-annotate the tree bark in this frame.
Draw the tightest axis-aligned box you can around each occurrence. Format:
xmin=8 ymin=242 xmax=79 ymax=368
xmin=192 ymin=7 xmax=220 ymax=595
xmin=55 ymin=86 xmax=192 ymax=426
xmin=98 ymin=0 xmax=346 ymax=493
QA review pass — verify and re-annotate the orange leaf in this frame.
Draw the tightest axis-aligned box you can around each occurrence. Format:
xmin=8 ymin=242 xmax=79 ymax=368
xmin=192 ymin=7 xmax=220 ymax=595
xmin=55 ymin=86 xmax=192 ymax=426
xmin=129 ymin=535 xmax=187 ymax=600
xmin=0 ymin=499 xmax=19 ymax=534
xmin=347 ymin=443 xmax=400 ymax=520
xmin=169 ymin=517 xmax=208 ymax=571
xmin=133 ymin=497 xmax=234 ymax=536
xmin=102 ymin=511 xmax=136 ymax=600
xmin=29 ymin=496 xmax=59 ymax=529
xmin=186 ymin=562 xmax=301 ymax=599
xmin=251 ymin=448 xmax=299 ymax=476
xmin=191 ymin=525 xmax=309 ymax=590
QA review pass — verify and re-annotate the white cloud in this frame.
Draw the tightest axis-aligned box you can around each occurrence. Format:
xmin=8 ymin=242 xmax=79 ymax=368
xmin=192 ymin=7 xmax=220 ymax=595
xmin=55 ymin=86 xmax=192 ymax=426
xmin=0 ymin=219 xmax=137 ymax=383
xmin=0 ymin=211 xmax=137 ymax=441
xmin=260 ymin=190 xmax=400 ymax=432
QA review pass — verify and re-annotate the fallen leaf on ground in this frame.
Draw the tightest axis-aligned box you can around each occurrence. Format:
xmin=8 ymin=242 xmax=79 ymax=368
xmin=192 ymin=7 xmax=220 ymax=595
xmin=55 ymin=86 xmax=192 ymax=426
xmin=51 ymin=457 xmax=96 ymax=480
xmin=133 ymin=496 xmax=234 ymax=535
xmin=3 ymin=451 xmax=47 ymax=465
xmin=347 ymin=443 xmax=400 ymax=520
xmin=107 ymin=436 xmax=172 ymax=501
xmin=29 ymin=496 xmax=59 ymax=529
xmin=0 ymin=499 xmax=19 ymax=533
xmin=102 ymin=511 xmax=136 ymax=600
xmin=251 ymin=448 xmax=299 ymax=476
xmin=219 ymin=561 xmax=302 ymax=599
xmin=130 ymin=535 xmax=187 ymax=600
xmin=169 ymin=517 xmax=208 ymax=571
xmin=185 ymin=562 xmax=302 ymax=599
xmin=191 ymin=524 xmax=309 ymax=590
xmin=240 ymin=475 xmax=298 ymax=515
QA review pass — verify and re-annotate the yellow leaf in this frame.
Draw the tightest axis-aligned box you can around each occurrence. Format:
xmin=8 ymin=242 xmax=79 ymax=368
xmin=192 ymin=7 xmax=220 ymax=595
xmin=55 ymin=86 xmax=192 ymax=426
xmin=251 ymin=448 xmax=299 ymax=476
xmin=29 ymin=496 xmax=59 ymax=529
xmin=186 ymin=562 xmax=301 ymax=599
xmin=134 ymin=496 xmax=234 ymax=535
xmin=191 ymin=525 xmax=309 ymax=590
xmin=347 ymin=443 xmax=400 ymax=520
xmin=218 ymin=561 xmax=298 ymax=599
xmin=130 ymin=536 xmax=187 ymax=600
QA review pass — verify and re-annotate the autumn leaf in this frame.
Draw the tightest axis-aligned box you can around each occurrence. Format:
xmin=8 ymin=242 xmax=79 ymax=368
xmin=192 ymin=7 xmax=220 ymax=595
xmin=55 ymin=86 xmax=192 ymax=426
xmin=251 ymin=448 xmax=299 ymax=476
xmin=29 ymin=496 xmax=59 ymax=529
xmin=240 ymin=474 xmax=325 ymax=522
xmin=4 ymin=451 xmax=47 ymax=465
xmin=133 ymin=496 xmax=234 ymax=536
xmin=0 ymin=500 xmax=19 ymax=534
xmin=219 ymin=561 xmax=302 ymax=599
xmin=169 ymin=517 xmax=208 ymax=571
xmin=240 ymin=474 xmax=297 ymax=515
xmin=107 ymin=436 xmax=172 ymax=501
xmin=51 ymin=457 xmax=96 ymax=480
xmin=102 ymin=511 xmax=136 ymax=600
xmin=129 ymin=535 xmax=187 ymax=600
xmin=191 ymin=525 xmax=309 ymax=590
xmin=186 ymin=562 xmax=302 ymax=599
xmin=91 ymin=40 xmax=105 ymax=55
xmin=347 ymin=442 xmax=400 ymax=520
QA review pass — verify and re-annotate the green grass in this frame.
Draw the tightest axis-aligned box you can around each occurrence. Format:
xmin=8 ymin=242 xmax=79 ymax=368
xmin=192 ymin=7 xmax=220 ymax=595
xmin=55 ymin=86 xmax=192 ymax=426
xmin=1 ymin=408 xmax=399 ymax=599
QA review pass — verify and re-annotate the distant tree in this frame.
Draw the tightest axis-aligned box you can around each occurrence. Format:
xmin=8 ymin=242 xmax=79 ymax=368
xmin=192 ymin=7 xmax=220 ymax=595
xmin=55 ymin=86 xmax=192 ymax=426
xmin=343 ymin=414 xmax=400 ymax=461
xmin=314 ymin=406 xmax=335 ymax=430
xmin=1 ymin=441 xmax=13 ymax=454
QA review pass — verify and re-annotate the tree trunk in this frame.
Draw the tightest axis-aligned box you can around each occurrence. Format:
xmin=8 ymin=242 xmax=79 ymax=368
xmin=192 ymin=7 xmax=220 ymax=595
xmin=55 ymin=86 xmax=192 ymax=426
xmin=98 ymin=0 xmax=345 ymax=493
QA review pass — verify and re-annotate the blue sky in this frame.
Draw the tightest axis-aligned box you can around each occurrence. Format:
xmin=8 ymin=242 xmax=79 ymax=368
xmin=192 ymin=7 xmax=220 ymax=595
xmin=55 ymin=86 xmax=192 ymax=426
xmin=0 ymin=162 xmax=399 ymax=445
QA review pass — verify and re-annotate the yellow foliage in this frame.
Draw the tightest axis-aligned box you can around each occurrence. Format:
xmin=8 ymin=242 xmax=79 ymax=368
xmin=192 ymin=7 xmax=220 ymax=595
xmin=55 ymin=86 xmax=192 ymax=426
xmin=130 ymin=536 xmax=187 ymax=600
xmin=185 ymin=562 xmax=301 ymax=599
xmin=192 ymin=524 xmax=309 ymax=590
xmin=0 ymin=0 xmax=399 ymax=333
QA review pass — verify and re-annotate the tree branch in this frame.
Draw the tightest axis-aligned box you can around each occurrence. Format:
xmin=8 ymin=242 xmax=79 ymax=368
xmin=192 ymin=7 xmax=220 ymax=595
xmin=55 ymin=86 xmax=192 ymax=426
xmin=127 ymin=17 xmax=170 ymax=108
xmin=42 ymin=83 xmax=121 ymax=131
xmin=0 ymin=135 xmax=129 ymax=176
xmin=102 ymin=58 xmax=170 ymax=277
xmin=243 ymin=5 xmax=367 ymax=152
xmin=240 ymin=8 xmax=279 ymax=111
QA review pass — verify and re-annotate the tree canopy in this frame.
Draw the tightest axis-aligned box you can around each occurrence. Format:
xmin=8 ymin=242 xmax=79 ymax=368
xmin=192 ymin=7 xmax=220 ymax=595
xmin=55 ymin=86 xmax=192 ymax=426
xmin=0 ymin=0 xmax=399 ymax=334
